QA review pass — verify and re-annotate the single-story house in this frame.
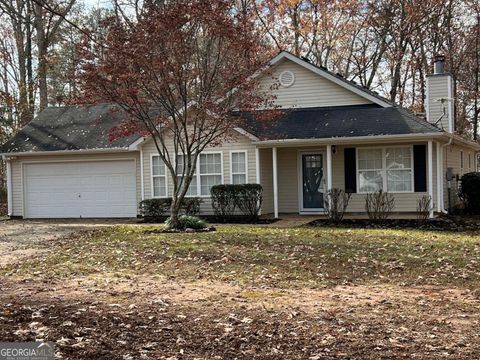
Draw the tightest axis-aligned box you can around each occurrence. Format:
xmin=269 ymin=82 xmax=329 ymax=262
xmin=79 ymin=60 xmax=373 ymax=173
xmin=1 ymin=51 xmax=479 ymax=219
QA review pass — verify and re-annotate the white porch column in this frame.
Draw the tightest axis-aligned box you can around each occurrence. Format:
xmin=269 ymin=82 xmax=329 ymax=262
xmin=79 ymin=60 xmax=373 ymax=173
xmin=140 ymin=146 xmax=145 ymax=201
xmin=255 ymin=147 xmax=260 ymax=184
xmin=326 ymin=145 xmax=333 ymax=192
xmin=436 ymin=142 xmax=443 ymax=212
xmin=5 ymin=158 xmax=12 ymax=216
xmin=272 ymin=147 xmax=279 ymax=218
xmin=428 ymin=141 xmax=434 ymax=218
xmin=255 ymin=147 xmax=262 ymax=215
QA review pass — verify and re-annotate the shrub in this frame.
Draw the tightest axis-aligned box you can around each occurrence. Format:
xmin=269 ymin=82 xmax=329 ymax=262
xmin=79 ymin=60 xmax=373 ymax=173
xmin=181 ymin=197 xmax=202 ymax=216
xmin=211 ymin=185 xmax=237 ymax=218
xmin=324 ymin=188 xmax=351 ymax=223
xmin=139 ymin=197 xmax=202 ymax=221
xmin=165 ymin=215 xmax=207 ymax=230
xmin=0 ymin=187 xmax=7 ymax=203
xmin=416 ymin=195 xmax=432 ymax=225
xmin=365 ymin=190 xmax=395 ymax=222
xmin=459 ymin=172 xmax=480 ymax=214
xmin=139 ymin=198 xmax=172 ymax=221
xmin=235 ymin=184 xmax=263 ymax=221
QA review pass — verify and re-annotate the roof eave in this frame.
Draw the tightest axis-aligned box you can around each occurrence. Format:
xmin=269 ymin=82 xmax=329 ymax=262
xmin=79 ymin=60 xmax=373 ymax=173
xmin=253 ymin=132 xmax=446 ymax=148
xmin=1 ymin=147 xmax=136 ymax=157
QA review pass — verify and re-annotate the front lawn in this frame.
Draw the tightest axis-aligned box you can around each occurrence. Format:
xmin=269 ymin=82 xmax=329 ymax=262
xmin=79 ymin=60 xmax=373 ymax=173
xmin=7 ymin=225 xmax=480 ymax=288
xmin=1 ymin=225 xmax=480 ymax=359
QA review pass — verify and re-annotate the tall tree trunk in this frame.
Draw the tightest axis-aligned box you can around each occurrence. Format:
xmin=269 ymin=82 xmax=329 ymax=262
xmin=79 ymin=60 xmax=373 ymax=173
xmin=34 ymin=2 xmax=48 ymax=111
xmin=473 ymin=14 xmax=480 ymax=141
xmin=11 ymin=0 xmax=30 ymax=125
xmin=26 ymin=0 xmax=34 ymax=120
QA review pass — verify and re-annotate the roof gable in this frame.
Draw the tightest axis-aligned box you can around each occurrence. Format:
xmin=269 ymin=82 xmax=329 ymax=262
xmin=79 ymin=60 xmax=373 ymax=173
xmin=260 ymin=52 xmax=391 ymax=108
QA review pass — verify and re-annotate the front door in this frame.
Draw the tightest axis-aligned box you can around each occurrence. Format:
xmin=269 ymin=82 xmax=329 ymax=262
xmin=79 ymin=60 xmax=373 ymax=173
xmin=301 ymin=153 xmax=325 ymax=210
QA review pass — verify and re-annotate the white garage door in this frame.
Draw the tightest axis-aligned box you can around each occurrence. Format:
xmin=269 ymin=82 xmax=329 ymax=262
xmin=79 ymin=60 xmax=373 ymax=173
xmin=24 ymin=160 xmax=137 ymax=218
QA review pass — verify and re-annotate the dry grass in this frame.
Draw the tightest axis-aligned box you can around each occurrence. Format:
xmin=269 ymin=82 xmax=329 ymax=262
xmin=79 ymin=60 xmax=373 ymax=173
xmin=1 ymin=224 xmax=480 ymax=359
xmin=5 ymin=225 xmax=480 ymax=289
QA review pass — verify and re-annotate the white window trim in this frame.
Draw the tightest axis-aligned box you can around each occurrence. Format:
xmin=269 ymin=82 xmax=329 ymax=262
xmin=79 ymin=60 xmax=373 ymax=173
xmin=175 ymin=151 xmax=224 ymax=198
xmin=150 ymin=154 xmax=168 ymax=198
xmin=229 ymin=150 xmax=248 ymax=184
xmin=356 ymin=145 xmax=415 ymax=194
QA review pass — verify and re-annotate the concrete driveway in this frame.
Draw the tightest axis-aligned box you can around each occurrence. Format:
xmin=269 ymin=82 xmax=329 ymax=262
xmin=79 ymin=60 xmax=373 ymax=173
xmin=0 ymin=219 xmax=134 ymax=267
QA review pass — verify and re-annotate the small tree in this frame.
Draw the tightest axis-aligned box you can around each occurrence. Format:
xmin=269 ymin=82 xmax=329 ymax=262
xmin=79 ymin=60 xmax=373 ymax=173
xmin=365 ymin=190 xmax=395 ymax=222
xmin=324 ymin=188 xmax=351 ymax=223
xmin=77 ymin=1 xmax=277 ymax=229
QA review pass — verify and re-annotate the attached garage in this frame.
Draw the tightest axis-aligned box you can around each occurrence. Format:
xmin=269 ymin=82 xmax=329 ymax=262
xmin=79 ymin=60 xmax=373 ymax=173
xmin=23 ymin=160 xmax=137 ymax=218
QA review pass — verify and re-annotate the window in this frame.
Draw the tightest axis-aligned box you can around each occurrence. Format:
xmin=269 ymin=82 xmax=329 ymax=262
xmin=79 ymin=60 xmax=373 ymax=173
xmin=176 ymin=154 xmax=198 ymax=196
xmin=151 ymin=156 xmax=167 ymax=197
xmin=176 ymin=152 xmax=223 ymax=196
xmin=461 ymin=151 xmax=464 ymax=171
xmin=199 ymin=153 xmax=222 ymax=195
xmin=230 ymin=151 xmax=247 ymax=184
xmin=357 ymin=147 xmax=413 ymax=193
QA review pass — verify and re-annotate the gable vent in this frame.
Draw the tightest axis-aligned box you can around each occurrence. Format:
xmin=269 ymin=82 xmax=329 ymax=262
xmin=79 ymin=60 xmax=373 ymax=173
xmin=279 ymin=70 xmax=295 ymax=87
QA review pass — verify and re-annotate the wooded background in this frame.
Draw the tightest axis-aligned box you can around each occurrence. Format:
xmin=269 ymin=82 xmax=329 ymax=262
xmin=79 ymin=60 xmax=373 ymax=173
xmin=0 ymin=0 xmax=479 ymax=189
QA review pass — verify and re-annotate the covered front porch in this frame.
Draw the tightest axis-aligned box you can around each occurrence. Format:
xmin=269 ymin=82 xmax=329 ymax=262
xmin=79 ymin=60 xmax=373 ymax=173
xmin=255 ymin=137 xmax=444 ymax=219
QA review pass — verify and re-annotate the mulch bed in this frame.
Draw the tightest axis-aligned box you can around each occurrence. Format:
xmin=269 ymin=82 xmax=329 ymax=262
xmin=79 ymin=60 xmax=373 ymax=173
xmin=309 ymin=215 xmax=480 ymax=231
xmin=140 ymin=216 xmax=279 ymax=225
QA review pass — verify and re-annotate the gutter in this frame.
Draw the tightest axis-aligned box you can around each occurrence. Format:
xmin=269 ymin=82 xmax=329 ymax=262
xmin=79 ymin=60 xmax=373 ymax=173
xmin=254 ymin=132 xmax=445 ymax=147
xmin=0 ymin=147 xmax=138 ymax=157
xmin=440 ymin=137 xmax=453 ymax=214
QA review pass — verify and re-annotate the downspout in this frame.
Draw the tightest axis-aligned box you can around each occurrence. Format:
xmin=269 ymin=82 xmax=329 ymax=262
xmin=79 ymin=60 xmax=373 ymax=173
xmin=440 ymin=136 xmax=453 ymax=214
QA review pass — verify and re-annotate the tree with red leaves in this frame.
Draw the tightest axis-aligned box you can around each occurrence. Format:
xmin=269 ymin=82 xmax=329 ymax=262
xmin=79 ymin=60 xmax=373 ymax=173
xmin=77 ymin=0 xmax=276 ymax=229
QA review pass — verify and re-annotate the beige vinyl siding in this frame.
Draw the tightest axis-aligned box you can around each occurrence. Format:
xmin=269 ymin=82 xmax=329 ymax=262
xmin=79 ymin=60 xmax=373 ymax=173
xmin=443 ymin=144 xmax=475 ymax=208
xmin=9 ymin=152 xmax=141 ymax=217
xmin=265 ymin=143 xmax=436 ymax=214
xmin=426 ymin=74 xmax=453 ymax=132
xmin=259 ymin=148 xmax=273 ymax=214
xmin=141 ymin=133 xmax=257 ymax=214
xmin=333 ymin=144 xmax=435 ymax=213
xmin=259 ymin=59 xmax=373 ymax=109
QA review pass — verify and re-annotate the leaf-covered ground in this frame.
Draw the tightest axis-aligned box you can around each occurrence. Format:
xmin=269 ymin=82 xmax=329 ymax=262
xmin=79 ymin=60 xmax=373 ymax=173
xmin=1 ymin=225 xmax=480 ymax=359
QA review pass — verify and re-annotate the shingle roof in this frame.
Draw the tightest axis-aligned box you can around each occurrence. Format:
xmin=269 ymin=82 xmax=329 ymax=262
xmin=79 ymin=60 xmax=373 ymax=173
xmin=0 ymin=104 xmax=142 ymax=153
xmin=238 ymin=104 xmax=442 ymax=140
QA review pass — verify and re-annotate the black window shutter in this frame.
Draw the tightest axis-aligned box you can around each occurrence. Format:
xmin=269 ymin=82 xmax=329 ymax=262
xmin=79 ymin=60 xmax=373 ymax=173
xmin=344 ymin=148 xmax=357 ymax=193
xmin=413 ymin=145 xmax=427 ymax=192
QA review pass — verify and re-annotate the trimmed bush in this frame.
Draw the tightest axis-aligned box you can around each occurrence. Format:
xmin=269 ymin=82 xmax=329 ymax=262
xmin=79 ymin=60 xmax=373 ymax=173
xmin=165 ymin=215 xmax=207 ymax=230
xmin=139 ymin=198 xmax=172 ymax=221
xmin=365 ymin=190 xmax=395 ymax=222
xmin=211 ymin=183 xmax=263 ymax=221
xmin=139 ymin=197 xmax=202 ymax=221
xmin=211 ymin=185 xmax=237 ymax=218
xmin=235 ymin=184 xmax=263 ymax=221
xmin=459 ymin=172 xmax=480 ymax=214
xmin=180 ymin=197 xmax=202 ymax=216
